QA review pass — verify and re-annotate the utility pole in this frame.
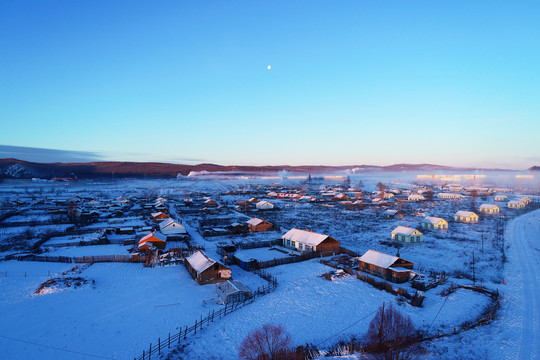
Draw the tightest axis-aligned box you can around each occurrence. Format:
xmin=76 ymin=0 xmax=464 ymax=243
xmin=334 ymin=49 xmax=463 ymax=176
xmin=481 ymin=230 xmax=484 ymax=253
xmin=472 ymin=251 xmax=476 ymax=285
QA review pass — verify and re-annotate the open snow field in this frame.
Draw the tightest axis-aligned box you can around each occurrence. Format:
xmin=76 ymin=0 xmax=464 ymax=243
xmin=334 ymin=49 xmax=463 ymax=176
xmin=172 ymin=259 xmax=490 ymax=360
xmin=0 ymin=260 xmax=261 ymax=360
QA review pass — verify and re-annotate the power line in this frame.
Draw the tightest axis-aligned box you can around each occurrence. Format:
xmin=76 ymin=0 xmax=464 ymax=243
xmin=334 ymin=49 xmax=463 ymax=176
xmin=315 ymin=308 xmax=379 ymax=347
xmin=0 ymin=334 xmax=115 ymax=360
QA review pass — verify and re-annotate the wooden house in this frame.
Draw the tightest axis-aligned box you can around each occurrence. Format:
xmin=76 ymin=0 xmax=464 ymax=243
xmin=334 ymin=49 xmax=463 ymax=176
xmin=494 ymin=195 xmax=508 ymax=202
xmin=151 ymin=211 xmax=169 ymax=223
xmin=185 ymin=251 xmax=231 ymax=285
xmin=246 ymin=218 xmax=273 ymax=232
xmin=479 ymin=204 xmax=500 ymax=214
xmin=391 ymin=226 xmax=423 ymax=243
xmin=154 ymin=203 xmax=168 ymax=213
xmin=229 ymin=222 xmax=246 ymax=234
xmin=216 ymin=280 xmax=252 ymax=304
xmin=508 ymin=200 xmax=525 ymax=209
xmin=421 ymin=216 xmax=448 ymax=230
xmin=138 ymin=231 xmax=167 ymax=251
xmin=383 ymin=209 xmax=404 ymax=219
xmin=281 ymin=228 xmax=340 ymax=254
xmin=454 ymin=211 xmax=479 ymax=223
xmin=204 ymin=199 xmax=218 ymax=207
xmin=256 ymin=200 xmax=274 ymax=210
xmin=357 ymin=250 xmax=415 ymax=283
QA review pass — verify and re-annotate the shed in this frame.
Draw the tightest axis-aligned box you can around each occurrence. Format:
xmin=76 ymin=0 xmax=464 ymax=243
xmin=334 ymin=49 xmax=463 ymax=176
xmin=216 ymin=280 xmax=252 ymax=304
xmin=138 ymin=231 xmax=167 ymax=250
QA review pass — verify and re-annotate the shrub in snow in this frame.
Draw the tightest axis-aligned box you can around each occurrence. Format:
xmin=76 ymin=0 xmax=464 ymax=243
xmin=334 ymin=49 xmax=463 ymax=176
xmin=238 ymin=323 xmax=293 ymax=360
xmin=364 ymin=303 xmax=419 ymax=360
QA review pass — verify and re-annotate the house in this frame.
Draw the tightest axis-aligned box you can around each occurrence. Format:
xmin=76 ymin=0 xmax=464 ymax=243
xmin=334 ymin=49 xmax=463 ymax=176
xmin=204 ymin=199 xmax=218 ymax=207
xmin=383 ymin=209 xmax=404 ymax=219
xmin=159 ymin=218 xmax=187 ymax=237
xmin=256 ymin=201 xmax=274 ymax=210
xmin=479 ymin=204 xmax=500 ymax=214
xmin=494 ymin=195 xmax=508 ymax=202
xmin=391 ymin=226 xmax=423 ymax=243
xmin=333 ymin=193 xmax=349 ymax=201
xmin=281 ymin=228 xmax=340 ymax=254
xmin=229 ymin=222 xmax=246 ymax=234
xmin=408 ymin=194 xmax=426 ymax=202
xmin=246 ymin=218 xmax=273 ymax=232
xmin=185 ymin=251 xmax=232 ymax=285
xmin=421 ymin=216 xmax=448 ymax=230
xmin=454 ymin=211 xmax=479 ymax=223
xmin=357 ymin=250 xmax=415 ymax=283
xmin=216 ymin=280 xmax=252 ymax=304
xmin=508 ymin=200 xmax=525 ymax=209
xmin=138 ymin=231 xmax=167 ymax=251
xmin=151 ymin=211 xmax=169 ymax=223
xmin=438 ymin=192 xmax=464 ymax=199
xmin=154 ymin=203 xmax=168 ymax=213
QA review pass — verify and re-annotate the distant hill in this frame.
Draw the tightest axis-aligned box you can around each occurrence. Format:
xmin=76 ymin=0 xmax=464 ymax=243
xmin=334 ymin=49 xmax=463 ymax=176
xmin=529 ymin=166 xmax=540 ymax=171
xmin=0 ymin=158 xmax=516 ymax=180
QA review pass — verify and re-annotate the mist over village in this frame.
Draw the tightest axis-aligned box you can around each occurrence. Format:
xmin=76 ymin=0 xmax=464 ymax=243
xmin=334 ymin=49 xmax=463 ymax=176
xmin=1 ymin=1 xmax=540 ymax=360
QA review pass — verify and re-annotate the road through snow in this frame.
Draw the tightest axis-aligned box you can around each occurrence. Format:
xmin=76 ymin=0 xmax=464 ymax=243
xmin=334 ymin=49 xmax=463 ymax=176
xmin=507 ymin=209 xmax=540 ymax=360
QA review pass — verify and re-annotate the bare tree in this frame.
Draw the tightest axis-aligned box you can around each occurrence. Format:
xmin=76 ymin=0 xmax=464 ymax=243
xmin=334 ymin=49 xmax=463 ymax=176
xmin=364 ymin=303 xmax=419 ymax=360
xmin=239 ymin=323 xmax=293 ymax=360
xmin=376 ymin=182 xmax=386 ymax=200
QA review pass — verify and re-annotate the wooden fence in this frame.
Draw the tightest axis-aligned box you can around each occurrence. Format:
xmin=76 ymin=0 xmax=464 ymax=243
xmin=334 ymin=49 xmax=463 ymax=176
xmin=134 ymin=270 xmax=278 ymax=360
xmin=73 ymin=255 xmax=145 ymax=264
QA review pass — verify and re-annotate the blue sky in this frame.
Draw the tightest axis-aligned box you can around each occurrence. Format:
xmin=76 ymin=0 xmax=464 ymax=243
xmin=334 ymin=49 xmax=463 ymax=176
xmin=0 ymin=1 xmax=539 ymax=169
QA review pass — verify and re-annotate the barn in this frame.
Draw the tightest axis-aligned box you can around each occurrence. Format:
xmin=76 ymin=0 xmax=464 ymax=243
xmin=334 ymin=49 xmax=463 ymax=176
xmin=357 ymin=249 xmax=415 ymax=283
xmin=246 ymin=218 xmax=273 ymax=232
xmin=281 ymin=228 xmax=340 ymax=254
xmin=185 ymin=251 xmax=232 ymax=285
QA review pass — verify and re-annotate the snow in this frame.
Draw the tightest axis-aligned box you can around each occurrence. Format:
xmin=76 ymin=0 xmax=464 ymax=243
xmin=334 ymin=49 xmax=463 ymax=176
xmin=281 ymin=228 xmax=329 ymax=246
xmin=45 ymin=244 xmax=133 ymax=256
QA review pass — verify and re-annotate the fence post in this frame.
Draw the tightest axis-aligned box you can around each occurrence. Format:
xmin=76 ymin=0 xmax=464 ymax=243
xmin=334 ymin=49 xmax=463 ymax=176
xmin=212 ymin=309 xmax=215 ymax=322
xmin=200 ymin=315 xmax=203 ymax=330
xmin=194 ymin=320 xmax=197 ymax=335
xmin=149 ymin=343 xmax=151 ymax=360
xmin=158 ymin=338 xmax=160 ymax=355
xmin=142 ymin=349 xmax=145 ymax=360
xmin=178 ymin=328 xmax=181 ymax=343
xmin=168 ymin=332 xmax=170 ymax=348
xmin=185 ymin=326 xmax=188 ymax=339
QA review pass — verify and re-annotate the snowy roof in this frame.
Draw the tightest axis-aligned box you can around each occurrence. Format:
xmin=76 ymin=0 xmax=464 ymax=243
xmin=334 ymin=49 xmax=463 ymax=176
xmin=455 ymin=211 xmax=476 ymax=217
xmin=187 ymin=251 xmax=219 ymax=273
xmin=138 ymin=231 xmax=166 ymax=244
xmin=358 ymin=250 xmax=399 ymax=269
xmin=256 ymin=200 xmax=274 ymax=208
xmin=247 ymin=218 xmax=264 ymax=226
xmin=151 ymin=212 xmax=167 ymax=218
xmin=391 ymin=226 xmax=418 ymax=236
xmin=281 ymin=228 xmax=329 ymax=246
xmin=479 ymin=204 xmax=498 ymax=209
xmin=159 ymin=218 xmax=187 ymax=234
xmin=385 ymin=210 xmax=399 ymax=215
xmin=422 ymin=216 xmax=445 ymax=225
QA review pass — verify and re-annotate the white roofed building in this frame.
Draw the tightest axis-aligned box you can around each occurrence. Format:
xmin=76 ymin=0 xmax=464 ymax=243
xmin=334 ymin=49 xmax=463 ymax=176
xmin=281 ymin=228 xmax=340 ymax=254
xmin=454 ymin=211 xmax=479 ymax=223
xmin=246 ymin=217 xmax=273 ymax=232
xmin=391 ymin=226 xmax=423 ymax=243
xmin=256 ymin=200 xmax=275 ymax=210
xmin=159 ymin=218 xmax=187 ymax=237
xmin=421 ymin=216 xmax=448 ymax=230
xmin=479 ymin=204 xmax=500 ymax=214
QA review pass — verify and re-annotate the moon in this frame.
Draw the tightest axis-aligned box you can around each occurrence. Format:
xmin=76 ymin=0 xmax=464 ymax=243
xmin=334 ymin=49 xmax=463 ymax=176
xmin=267 ymin=65 xmax=271 ymax=70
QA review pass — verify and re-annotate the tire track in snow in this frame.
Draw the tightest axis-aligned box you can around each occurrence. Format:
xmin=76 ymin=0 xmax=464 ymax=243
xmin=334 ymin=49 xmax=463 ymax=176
xmin=508 ymin=210 xmax=540 ymax=359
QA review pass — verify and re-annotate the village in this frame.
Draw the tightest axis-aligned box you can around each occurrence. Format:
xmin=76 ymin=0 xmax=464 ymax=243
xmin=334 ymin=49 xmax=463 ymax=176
xmin=0 ymin=173 xmax=538 ymax=360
